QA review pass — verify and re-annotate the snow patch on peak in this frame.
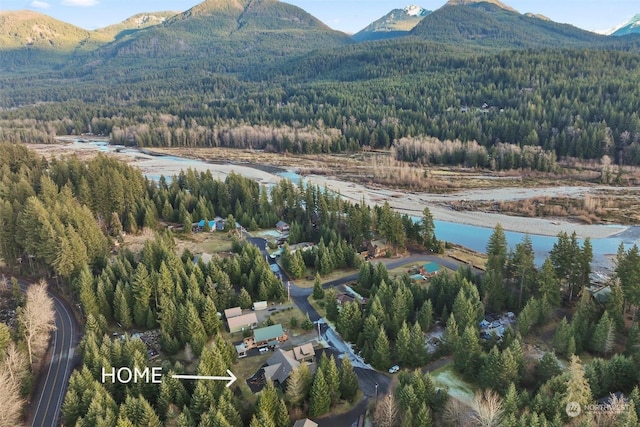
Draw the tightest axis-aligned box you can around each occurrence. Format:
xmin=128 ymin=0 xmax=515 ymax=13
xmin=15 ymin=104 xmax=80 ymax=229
xmin=404 ymin=5 xmax=427 ymax=17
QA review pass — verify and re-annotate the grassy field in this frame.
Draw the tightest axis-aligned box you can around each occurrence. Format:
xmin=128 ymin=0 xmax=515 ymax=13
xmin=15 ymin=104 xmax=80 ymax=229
xmin=234 ymin=351 xmax=272 ymax=384
xmin=431 ymin=362 xmax=477 ymax=407
xmin=294 ymin=267 xmax=358 ymax=288
xmin=175 ymin=231 xmax=234 ymax=254
xmin=447 ymin=248 xmax=487 ymax=271
xmin=262 ymin=306 xmax=313 ymax=337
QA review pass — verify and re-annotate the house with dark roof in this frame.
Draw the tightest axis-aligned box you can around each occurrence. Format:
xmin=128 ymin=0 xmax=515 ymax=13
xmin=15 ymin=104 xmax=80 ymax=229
xmin=588 ymin=285 xmax=612 ymax=304
xmin=263 ymin=344 xmax=317 ymax=385
xmin=367 ymin=238 xmax=388 ymax=258
xmin=264 ymin=349 xmax=300 ymax=385
xmin=276 ymin=220 xmax=290 ymax=233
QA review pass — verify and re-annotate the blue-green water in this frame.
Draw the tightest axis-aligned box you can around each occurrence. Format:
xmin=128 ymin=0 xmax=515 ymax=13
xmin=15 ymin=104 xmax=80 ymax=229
xmin=75 ymin=139 xmax=638 ymax=271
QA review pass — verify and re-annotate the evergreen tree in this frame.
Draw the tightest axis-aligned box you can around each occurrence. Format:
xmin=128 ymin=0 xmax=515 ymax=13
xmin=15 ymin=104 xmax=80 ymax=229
xmin=553 ymin=317 xmax=575 ymax=356
xmin=538 ymin=259 xmax=561 ymax=307
xmin=442 ymin=314 xmax=460 ymax=354
xmin=309 ymin=369 xmax=331 ymax=417
xmin=238 ymin=288 xmax=252 ymax=309
xmin=563 ymin=355 xmax=592 ymax=420
xmin=486 ymin=224 xmax=508 ymax=275
xmin=340 ymin=356 xmax=359 ymax=402
xmin=414 ymin=403 xmax=433 ymax=427
xmin=409 ymin=322 xmax=428 ymax=367
xmin=372 ymin=326 xmax=391 ymax=370
xmin=114 ymin=284 xmax=133 ymax=328
xmin=591 ymin=310 xmax=615 ymax=356
xmin=312 ymin=273 xmax=325 ymax=300
xmin=337 ymin=301 xmax=363 ymax=343
xmin=325 ymin=288 xmax=339 ymax=322
xmin=325 ymin=355 xmax=341 ymax=405
xmin=417 ymin=300 xmax=434 ymax=333
xmin=396 ymin=322 xmax=412 ymax=367
xmin=454 ymin=325 xmax=482 ymax=380
xmin=286 ymin=365 xmax=311 ymax=408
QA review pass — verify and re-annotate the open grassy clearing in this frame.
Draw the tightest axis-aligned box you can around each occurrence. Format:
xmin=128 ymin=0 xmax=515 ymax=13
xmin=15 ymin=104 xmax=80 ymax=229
xmin=447 ymin=248 xmax=487 ymax=270
xmin=142 ymin=146 xmax=634 ymax=193
xmin=431 ymin=362 xmax=477 ymax=407
xmin=449 ymin=191 xmax=640 ymax=225
xmin=175 ymin=231 xmax=234 ymax=254
xmin=294 ymin=267 xmax=359 ymax=288
xmin=262 ymin=306 xmax=313 ymax=337
xmin=233 ymin=351 xmax=272 ymax=384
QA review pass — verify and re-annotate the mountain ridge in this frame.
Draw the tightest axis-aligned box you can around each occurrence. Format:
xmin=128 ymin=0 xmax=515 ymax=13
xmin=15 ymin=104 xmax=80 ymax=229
xmin=410 ymin=1 xmax=606 ymax=49
xmin=353 ymin=5 xmax=431 ymax=42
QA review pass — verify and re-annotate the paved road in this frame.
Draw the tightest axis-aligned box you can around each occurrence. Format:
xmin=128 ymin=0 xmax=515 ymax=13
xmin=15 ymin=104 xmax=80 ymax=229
xmin=21 ymin=281 xmax=80 ymax=427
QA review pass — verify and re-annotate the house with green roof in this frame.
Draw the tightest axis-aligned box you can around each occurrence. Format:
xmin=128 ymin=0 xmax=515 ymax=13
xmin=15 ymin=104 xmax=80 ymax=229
xmin=420 ymin=262 xmax=440 ymax=278
xmin=244 ymin=324 xmax=288 ymax=349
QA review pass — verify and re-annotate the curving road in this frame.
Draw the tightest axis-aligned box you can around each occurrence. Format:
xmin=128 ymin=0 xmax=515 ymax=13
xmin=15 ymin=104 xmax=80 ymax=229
xmin=21 ymin=281 xmax=79 ymax=427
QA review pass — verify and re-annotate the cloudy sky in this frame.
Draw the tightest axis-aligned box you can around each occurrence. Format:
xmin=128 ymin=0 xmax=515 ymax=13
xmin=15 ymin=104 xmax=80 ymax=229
xmin=2 ymin=0 xmax=638 ymax=34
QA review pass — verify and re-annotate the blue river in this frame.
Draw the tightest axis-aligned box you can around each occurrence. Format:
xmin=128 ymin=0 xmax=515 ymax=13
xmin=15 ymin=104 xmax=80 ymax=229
xmin=74 ymin=139 xmax=639 ymax=271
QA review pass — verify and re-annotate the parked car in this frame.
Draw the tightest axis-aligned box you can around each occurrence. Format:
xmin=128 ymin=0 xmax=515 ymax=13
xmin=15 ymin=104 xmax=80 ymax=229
xmin=388 ymin=365 xmax=400 ymax=374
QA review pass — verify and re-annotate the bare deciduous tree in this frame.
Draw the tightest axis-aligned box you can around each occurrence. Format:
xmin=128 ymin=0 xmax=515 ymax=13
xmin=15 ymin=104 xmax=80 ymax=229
xmin=0 ymin=369 xmax=24 ymax=427
xmin=591 ymin=393 xmax=628 ymax=427
xmin=0 ymin=343 xmax=27 ymax=427
xmin=18 ymin=280 xmax=56 ymax=368
xmin=471 ymin=389 xmax=504 ymax=427
xmin=3 ymin=342 xmax=28 ymax=385
xmin=374 ymin=394 xmax=399 ymax=427
xmin=441 ymin=398 xmax=473 ymax=427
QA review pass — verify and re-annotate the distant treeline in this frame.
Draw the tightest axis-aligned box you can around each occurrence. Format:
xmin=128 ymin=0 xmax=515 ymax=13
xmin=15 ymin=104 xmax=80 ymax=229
xmin=3 ymin=46 xmax=640 ymax=165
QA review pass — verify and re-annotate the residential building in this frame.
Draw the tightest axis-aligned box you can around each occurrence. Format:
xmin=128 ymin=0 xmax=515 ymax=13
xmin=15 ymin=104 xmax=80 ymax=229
xmin=227 ymin=312 xmax=258 ymax=333
xmin=244 ymin=324 xmax=288 ymax=349
xmin=420 ymin=262 xmax=440 ymax=278
xmin=263 ymin=345 xmax=316 ymax=385
xmin=289 ymin=343 xmax=315 ymax=363
xmin=276 ymin=220 xmax=290 ymax=233
xmin=366 ymin=239 xmax=388 ymax=258
xmin=224 ymin=306 xmax=243 ymax=319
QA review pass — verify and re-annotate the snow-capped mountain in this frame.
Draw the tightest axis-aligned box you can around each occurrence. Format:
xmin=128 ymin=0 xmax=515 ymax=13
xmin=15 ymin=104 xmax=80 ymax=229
xmin=353 ymin=4 xmax=431 ymax=41
xmin=600 ymin=14 xmax=640 ymax=36
xmin=404 ymin=5 xmax=429 ymax=17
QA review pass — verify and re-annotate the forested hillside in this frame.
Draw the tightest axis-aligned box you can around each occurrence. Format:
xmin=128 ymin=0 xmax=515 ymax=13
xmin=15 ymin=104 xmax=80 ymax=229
xmin=3 ymin=44 xmax=640 ymax=165
xmin=4 ymin=1 xmax=640 ymax=167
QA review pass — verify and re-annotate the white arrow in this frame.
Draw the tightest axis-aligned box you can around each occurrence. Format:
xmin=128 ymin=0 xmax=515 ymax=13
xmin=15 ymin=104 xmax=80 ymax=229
xmin=171 ymin=369 xmax=237 ymax=388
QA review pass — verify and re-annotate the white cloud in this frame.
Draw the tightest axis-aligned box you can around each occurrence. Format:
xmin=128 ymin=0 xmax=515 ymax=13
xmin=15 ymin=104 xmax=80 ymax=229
xmin=30 ymin=0 xmax=51 ymax=8
xmin=61 ymin=0 xmax=99 ymax=6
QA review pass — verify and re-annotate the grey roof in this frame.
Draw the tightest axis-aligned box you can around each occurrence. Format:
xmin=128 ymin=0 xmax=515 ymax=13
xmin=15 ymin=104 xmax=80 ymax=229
xmin=265 ymin=349 xmax=300 ymax=384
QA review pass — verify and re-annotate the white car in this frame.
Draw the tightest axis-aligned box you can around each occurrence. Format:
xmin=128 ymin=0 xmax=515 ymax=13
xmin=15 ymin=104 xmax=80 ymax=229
xmin=259 ymin=347 xmax=269 ymax=353
xmin=388 ymin=365 xmax=400 ymax=374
